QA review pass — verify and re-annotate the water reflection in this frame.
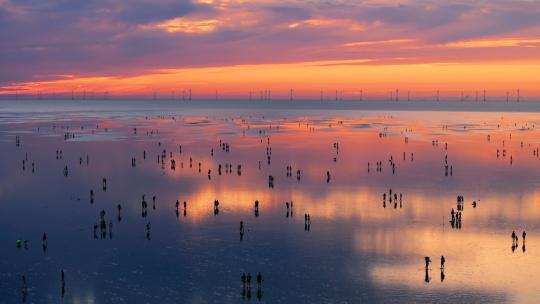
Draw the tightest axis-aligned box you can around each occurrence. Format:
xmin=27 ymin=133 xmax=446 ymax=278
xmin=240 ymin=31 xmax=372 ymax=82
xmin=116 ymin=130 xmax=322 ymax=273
xmin=1 ymin=100 xmax=540 ymax=303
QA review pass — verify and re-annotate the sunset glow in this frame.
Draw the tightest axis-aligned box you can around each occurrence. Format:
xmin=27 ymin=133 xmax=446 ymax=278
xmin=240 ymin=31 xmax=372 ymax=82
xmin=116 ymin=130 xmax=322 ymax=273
xmin=1 ymin=0 xmax=539 ymax=98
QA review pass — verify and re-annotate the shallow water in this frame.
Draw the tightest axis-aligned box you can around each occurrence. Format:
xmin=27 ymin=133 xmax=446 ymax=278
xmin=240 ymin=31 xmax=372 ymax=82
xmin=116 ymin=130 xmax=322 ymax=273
xmin=1 ymin=100 xmax=540 ymax=303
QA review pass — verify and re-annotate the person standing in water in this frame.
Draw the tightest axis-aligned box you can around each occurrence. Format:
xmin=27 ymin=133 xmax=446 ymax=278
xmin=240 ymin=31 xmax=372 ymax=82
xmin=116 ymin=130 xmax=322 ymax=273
xmin=256 ymin=272 xmax=263 ymax=287
xmin=424 ymin=256 xmax=432 ymax=269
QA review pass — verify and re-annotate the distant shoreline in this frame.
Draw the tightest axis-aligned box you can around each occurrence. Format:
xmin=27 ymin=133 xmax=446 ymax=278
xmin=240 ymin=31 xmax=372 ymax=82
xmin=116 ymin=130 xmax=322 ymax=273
xmin=2 ymin=99 xmax=540 ymax=113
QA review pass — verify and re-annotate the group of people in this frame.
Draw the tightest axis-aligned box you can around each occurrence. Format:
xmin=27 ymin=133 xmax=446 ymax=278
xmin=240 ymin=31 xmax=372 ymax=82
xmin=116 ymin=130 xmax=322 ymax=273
xmin=175 ymin=200 xmax=187 ymax=217
xmin=450 ymin=208 xmax=462 ymax=226
xmin=511 ymin=230 xmax=527 ymax=252
xmin=241 ymin=272 xmax=263 ymax=289
xmin=382 ymin=189 xmax=403 ymax=209
xmin=424 ymin=256 xmax=446 ymax=283
xmin=94 ymin=209 xmax=113 ymax=239
xmin=424 ymin=256 xmax=446 ymax=270
xmin=241 ymin=272 xmax=264 ymax=301
xmin=304 ymin=213 xmax=312 ymax=231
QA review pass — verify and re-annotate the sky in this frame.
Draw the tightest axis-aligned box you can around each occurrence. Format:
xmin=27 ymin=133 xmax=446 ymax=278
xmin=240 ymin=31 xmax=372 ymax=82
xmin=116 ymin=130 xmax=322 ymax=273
xmin=1 ymin=0 xmax=540 ymax=100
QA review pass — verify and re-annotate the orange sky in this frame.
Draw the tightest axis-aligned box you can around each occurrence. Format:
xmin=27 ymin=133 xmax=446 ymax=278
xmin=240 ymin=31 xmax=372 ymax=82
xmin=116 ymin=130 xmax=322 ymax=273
xmin=5 ymin=60 xmax=539 ymax=100
xmin=1 ymin=0 xmax=540 ymax=99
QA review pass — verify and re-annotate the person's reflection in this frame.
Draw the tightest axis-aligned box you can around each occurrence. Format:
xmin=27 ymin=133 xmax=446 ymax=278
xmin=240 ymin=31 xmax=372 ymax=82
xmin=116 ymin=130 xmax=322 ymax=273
xmin=440 ymin=269 xmax=445 ymax=282
xmin=117 ymin=204 xmax=122 ymax=222
xmin=42 ymin=233 xmax=48 ymax=253
xmin=246 ymin=287 xmax=252 ymax=301
xmin=93 ymin=223 xmax=98 ymax=239
xmin=522 ymin=241 xmax=526 ymax=253
xmin=21 ymin=275 xmax=28 ymax=303
xmin=240 ymin=221 xmax=245 ymax=241
xmin=109 ymin=221 xmax=113 ymax=239
xmin=257 ymin=288 xmax=263 ymax=301
xmin=424 ymin=268 xmax=431 ymax=283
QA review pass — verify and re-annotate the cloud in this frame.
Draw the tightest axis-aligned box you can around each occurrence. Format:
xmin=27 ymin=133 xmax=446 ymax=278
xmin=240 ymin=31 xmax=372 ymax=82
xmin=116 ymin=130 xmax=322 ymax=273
xmin=1 ymin=0 xmax=540 ymax=86
xmin=443 ymin=38 xmax=540 ymax=48
xmin=343 ymin=39 xmax=415 ymax=48
xmin=143 ymin=17 xmax=221 ymax=33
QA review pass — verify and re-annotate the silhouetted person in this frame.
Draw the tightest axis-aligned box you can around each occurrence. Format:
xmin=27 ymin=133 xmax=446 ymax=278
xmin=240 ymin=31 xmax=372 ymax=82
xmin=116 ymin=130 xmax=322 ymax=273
xmin=440 ymin=256 xmax=445 ymax=269
xmin=42 ymin=232 xmax=48 ymax=252
xmin=256 ymin=272 xmax=262 ymax=287
xmin=424 ymin=256 xmax=431 ymax=269
xmin=247 ymin=273 xmax=252 ymax=288
xmin=214 ymin=199 xmax=220 ymax=215
xmin=241 ymin=273 xmax=246 ymax=287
